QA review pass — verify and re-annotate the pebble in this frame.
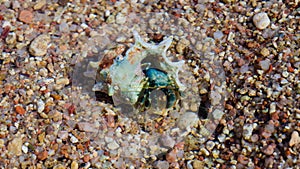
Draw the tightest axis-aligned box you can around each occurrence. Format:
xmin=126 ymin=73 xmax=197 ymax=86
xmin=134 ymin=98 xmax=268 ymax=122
xmin=250 ymin=134 xmax=259 ymax=143
xmin=53 ymin=164 xmax=65 ymax=169
xmin=177 ymin=112 xmax=199 ymax=129
xmin=59 ymin=22 xmax=70 ymax=33
xmin=166 ymin=149 xmax=177 ymax=163
xmin=253 ymin=12 xmax=270 ymax=30
xmin=37 ymin=100 xmax=45 ymax=113
xmin=115 ymin=13 xmax=126 ymax=24
xmin=22 ymin=145 xmax=28 ymax=154
xmin=176 ymin=38 xmax=190 ymax=54
xmin=77 ymin=122 xmax=97 ymax=132
xmin=107 ymin=140 xmax=119 ymax=150
xmin=210 ymin=91 xmax=222 ymax=106
xmin=218 ymin=134 xmax=226 ymax=143
xmin=280 ymin=79 xmax=288 ymax=85
xmin=19 ymin=10 xmax=33 ymax=24
xmin=269 ymin=102 xmax=276 ymax=114
xmin=213 ymin=31 xmax=224 ymax=40
xmin=15 ymin=105 xmax=26 ymax=115
xmin=160 ymin=134 xmax=175 ymax=148
xmin=71 ymin=161 xmax=79 ymax=169
xmin=259 ymin=59 xmax=271 ymax=71
xmin=260 ymin=47 xmax=270 ymax=57
xmin=29 ymin=34 xmax=51 ymax=56
xmin=56 ymin=78 xmax=70 ymax=86
xmin=243 ymin=124 xmax=254 ymax=140
xmin=6 ymin=32 xmax=16 ymax=45
xmin=0 ymin=139 xmax=4 ymax=148
xmin=58 ymin=131 xmax=68 ymax=140
xmin=37 ymin=150 xmax=48 ymax=160
xmin=193 ymin=160 xmax=205 ymax=168
xmin=212 ymin=109 xmax=224 ymax=120
xmin=154 ymin=161 xmax=169 ymax=169
xmin=262 ymin=144 xmax=275 ymax=155
xmin=70 ymin=135 xmax=79 ymax=143
xmin=8 ymin=136 xmax=23 ymax=156
xmin=289 ymin=131 xmax=300 ymax=147
xmin=206 ymin=141 xmax=215 ymax=151
xmin=34 ymin=0 xmax=46 ymax=10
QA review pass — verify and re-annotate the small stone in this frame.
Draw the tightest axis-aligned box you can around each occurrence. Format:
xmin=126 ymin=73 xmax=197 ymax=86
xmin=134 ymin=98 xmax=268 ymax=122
xmin=248 ymin=89 xmax=256 ymax=96
xmin=34 ymin=0 xmax=46 ymax=10
xmin=22 ymin=145 xmax=28 ymax=154
xmin=107 ymin=140 xmax=119 ymax=150
xmin=262 ymin=144 xmax=275 ymax=155
xmin=237 ymin=155 xmax=248 ymax=165
xmin=200 ymin=147 xmax=210 ymax=156
xmin=115 ymin=13 xmax=126 ymax=24
xmin=243 ymin=124 xmax=254 ymax=140
xmin=210 ymin=91 xmax=222 ymax=106
xmin=15 ymin=105 xmax=26 ymax=115
xmin=176 ymin=38 xmax=190 ymax=54
xmin=289 ymin=131 xmax=300 ymax=147
xmin=19 ymin=10 xmax=33 ymax=24
xmin=71 ymin=161 xmax=79 ymax=169
xmin=77 ymin=122 xmax=97 ymax=132
xmin=253 ymin=12 xmax=270 ymax=30
xmin=154 ymin=161 xmax=169 ymax=169
xmin=59 ymin=22 xmax=70 ymax=33
xmin=280 ymin=79 xmax=288 ymax=84
xmin=8 ymin=136 xmax=23 ymax=156
xmin=177 ymin=112 xmax=199 ymax=129
xmin=218 ymin=133 xmax=226 ymax=142
xmin=166 ymin=149 xmax=177 ymax=163
xmin=83 ymin=154 xmax=90 ymax=162
xmin=269 ymin=102 xmax=276 ymax=114
xmin=58 ymin=131 xmax=68 ymax=140
xmin=193 ymin=160 xmax=205 ymax=168
xmin=5 ymin=32 xmax=16 ymax=45
xmin=37 ymin=100 xmax=45 ymax=113
xmin=213 ymin=31 xmax=224 ymax=40
xmin=250 ymin=134 xmax=259 ymax=142
xmin=259 ymin=59 xmax=271 ymax=71
xmin=29 ymin=34 xmax=51 ymax=56
xmin=160 ymin=134 xmax=175 ymax=148
xmin=212 ymin=109 xmax=224 ymax=120
xmin=56 ymin=78 xmax=70 ymax=85
xmin=37 ymin=150 xmax=48 ymax=161
xmin=260 ymin=47 xmax=270 ymax=57
xmin=206 ymin=141 xmax=215 ymax=151
xmin=53 ymin=164 xmax=65 ymax=169
xmin=70 ymin=135 xmax=79 ymax=143
xmin=38 ymin=132 xmax=45 ymax=143
xmin=0 ymin=139 xmax=4 ymax=148
xmin=282 ymin=71 xmax=289 ymax=78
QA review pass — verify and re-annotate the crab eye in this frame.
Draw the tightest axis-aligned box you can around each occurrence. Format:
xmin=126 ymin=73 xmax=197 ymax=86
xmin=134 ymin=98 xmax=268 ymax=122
xmin=115 ymin=55 xmax=123 ymax=62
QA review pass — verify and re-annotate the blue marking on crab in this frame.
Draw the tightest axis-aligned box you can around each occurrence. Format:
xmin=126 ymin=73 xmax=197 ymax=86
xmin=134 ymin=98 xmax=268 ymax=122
xmin=135 ymin=68 xmax=180 ymax=110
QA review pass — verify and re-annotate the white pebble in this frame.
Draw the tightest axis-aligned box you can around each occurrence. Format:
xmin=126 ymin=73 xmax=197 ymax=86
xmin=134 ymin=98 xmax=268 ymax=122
xmin=29 ymin=34 xmax=50 ymax=56
xmin=107 ymin=140 xmax=119 ymax=150
xmin=289 ymin=131 xmax=300 ymax=147
xmin=37 ymin=100 xmax=45 ymax=113
xmin=22 ymin=145 xmax=28 ymax=153
xmin=269 ymin=102 xmax=276 ymax=114
xmin=177 ymin=112 xmax=199 ymax=130
xmin=70 ymin=136 xmax=78 ymax=143
xmin=253 ymin=12 xmax=270 ymax=30
xmin=259 ymin=59 xmax=271 ymax=71
xmin=213 ymin=31 xmax=224 ymax=40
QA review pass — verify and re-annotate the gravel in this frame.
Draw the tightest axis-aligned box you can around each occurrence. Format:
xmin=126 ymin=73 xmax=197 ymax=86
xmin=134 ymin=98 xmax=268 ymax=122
xmin=0 ymin=0 xmax=299 ymax=168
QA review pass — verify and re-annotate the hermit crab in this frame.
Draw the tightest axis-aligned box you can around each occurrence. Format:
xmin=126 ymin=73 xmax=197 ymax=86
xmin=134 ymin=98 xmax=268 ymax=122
xmin=93 ymin=30 xmax=185 ymax=113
